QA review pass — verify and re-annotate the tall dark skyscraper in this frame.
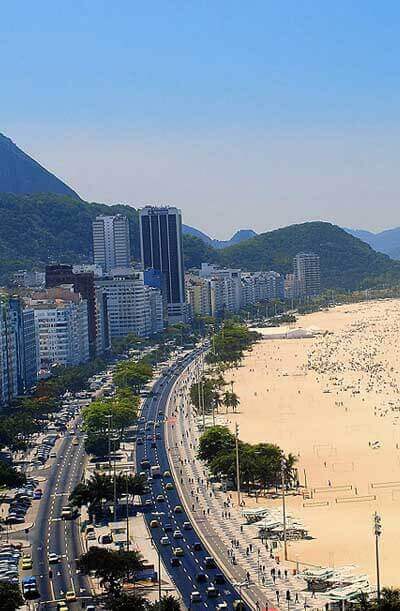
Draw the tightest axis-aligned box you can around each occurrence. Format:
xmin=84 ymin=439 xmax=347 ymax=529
xmin=139 ymin=206 xmax=186 ymax=323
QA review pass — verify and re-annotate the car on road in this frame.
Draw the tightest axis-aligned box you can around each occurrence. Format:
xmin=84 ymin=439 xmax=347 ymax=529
xmin=144 ymin=499 xmax=153 ymax=507
xmin=190 ymin=591 xmax=201 ymax=603
xmin=5 ymin=515 xmax=25 ymax=524
xmin=172 ymin=547 xmax=184 ymax=557
xmin=160 ymin=536 xmax=169 ymax=545
xmin=48 ymin=553 xmax=60 ymax=563
xmin=21 ymin=557 xmax=32 ymax=570
xmin=170 ymin=557 xmax=181 ymax=567
xmin=72 ymin=438 xmax=79 ymax=446
xmin=207 ymin=585 xmax=218 ymax=598
xmin=192 ymin=542 xmax=202 ymax=552
xmin=136 ymin=437 xmax=143 ymax=445
xmin=173 ymin=529 xmax=183 ymax=539
xmin=196 ymin=573 xmax=208 ymax=583
xmin=150 ymin=520 xmax=159 ymax=528
xmin=156 ymin=494 xmax=165 ymax=502
xmin=183 ymin=521 xmax=192 ymax=530
xmin=86 ymin=531 xmax=96 ymax=540
xmin=216 ymin=603 xmax=228 ymax=610
xmin=65 ymin=591 xmax=77 ymax=601
xmin=204 ymin=556 xmax=216 ymax=568
xmin=61 ymin=506 xmax=74 ymax=519
xmin=164 ymin=523 xmax=173 ymax=532
xmin=165 ymin=482 xmax=174 ymax=490
xmin=214 ymin=573 xmax=225 ymax=584
xmin=57 ymin=603 xmax=68 ymax=611
xmin=22 ymin=576 xmax=38 ymax=597
xmin=173 ymin=505 xmax=183 ymax=513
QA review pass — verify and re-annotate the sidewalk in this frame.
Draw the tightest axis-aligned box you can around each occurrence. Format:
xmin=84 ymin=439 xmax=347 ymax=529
xmin=165 ymin=358 xmax=329 ymax=611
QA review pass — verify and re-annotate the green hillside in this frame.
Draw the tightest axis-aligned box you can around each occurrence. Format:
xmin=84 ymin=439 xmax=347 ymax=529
xmin=0 ymin=193 xmax=140 ymax=280
xmin=0 ymin=194 xmax=399 ymax=291
xmin=217 ymin=221 xmax=400 ymax=290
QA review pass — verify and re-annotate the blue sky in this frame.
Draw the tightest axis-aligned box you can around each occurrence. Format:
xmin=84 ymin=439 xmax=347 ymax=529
xmin=2 ymin=2 xmax=400 ymax=236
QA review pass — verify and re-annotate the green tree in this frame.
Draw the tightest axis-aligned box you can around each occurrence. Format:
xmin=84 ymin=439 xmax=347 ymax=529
xmin=198 ymin=426 xmax=236 ymax=462
xmin=148 ymin=595 xmax=181 ymax=610
xmin=69 ymin=472 xmax=113 ymax=519
xmin=0 ymin=463 xmax=26 ymax=488
xmin=78 ymin=547 xmax=143 ymax=597
xmin=223 ymin=390 xmax=240 ymax=413
xmin=114 ymin=359 xmax=153 ymax=393
xmin=85 ymin=433 xmax=119 ymax=457
xmin=0 ymin=582 xmax=24 ymax=610
xmin=109 ymin=592 xmax=148 ymax=611
xmin=116 ymin=473 xmax=147 ymax=499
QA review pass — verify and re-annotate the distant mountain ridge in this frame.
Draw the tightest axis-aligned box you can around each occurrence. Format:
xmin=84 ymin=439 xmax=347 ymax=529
xmin=182 ymin=224 xmax=257 ymax=248
xmin=0 ymin=133 xmax=80 ymax=199
xmin=0 ymin=192 xmax=397 ymax=291
xmin=344 ymin=227 xmax=400 ymax=260
xmin=1 ymin=132 xmax=400 ymax=291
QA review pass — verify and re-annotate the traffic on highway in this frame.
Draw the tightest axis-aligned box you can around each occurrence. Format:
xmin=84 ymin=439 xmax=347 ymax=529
xmin=136 ymin=349 xmax=248 ymax=610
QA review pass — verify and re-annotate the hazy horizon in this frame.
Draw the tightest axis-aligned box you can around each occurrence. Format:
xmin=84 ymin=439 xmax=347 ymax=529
xmin=3 ymin=2 xmax=400 ymax=238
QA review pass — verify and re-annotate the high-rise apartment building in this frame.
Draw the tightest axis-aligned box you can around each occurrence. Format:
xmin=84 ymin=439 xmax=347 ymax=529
xmin=45 ymin=264 xmax=108 ymax=358
xmin=9 ymin=298 xmax=38 ymax=393
xmin=30 ymin=287 xmax=89 ymax=369
xmin=96 ymin=271 xmax=164 ymax=338
xmin=185 ymin=274 xmax=212 ymax=317
xmin=139 ymin=206 xmax=186 ymax=323
xmin=0 ymin=301 xmax=18 ymax=407
xmin=293 ymin=252 xmax=321 ymax=297
xmin=92 ymin=215 xmax=130 ymax=273
xmin=0 ymin=297 xmax=38 ymax=408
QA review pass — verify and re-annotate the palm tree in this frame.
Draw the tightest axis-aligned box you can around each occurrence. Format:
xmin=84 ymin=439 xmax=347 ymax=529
xmin=230 ymin=392 xmax=240 ymax=413
xmin=70 ymin=472 xmax=113 ymax=520
xmin=283 ymin=453 xmax=298 ymax=488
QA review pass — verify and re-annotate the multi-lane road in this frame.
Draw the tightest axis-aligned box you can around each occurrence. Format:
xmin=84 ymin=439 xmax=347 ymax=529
xmin=28 ymin=427 xmax=92 ymax=609
xmin=22 ymin=348 xmax=248 ymax=609
xmin=136 ymin=350 xmax=249 ymax=610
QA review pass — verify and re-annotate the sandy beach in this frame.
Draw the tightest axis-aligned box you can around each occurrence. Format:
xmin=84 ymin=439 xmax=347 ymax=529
xmin=227 ymin=299 xmax=400 ymax=587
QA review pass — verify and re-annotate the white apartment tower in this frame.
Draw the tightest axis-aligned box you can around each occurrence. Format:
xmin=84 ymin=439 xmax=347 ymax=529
xmin=92 ymin=215 xmax=130 ymax=273
xmin=293 ymin=252 xmax=321 ymax=297
xmin=30 ymin=288 xmax=89 ymax=369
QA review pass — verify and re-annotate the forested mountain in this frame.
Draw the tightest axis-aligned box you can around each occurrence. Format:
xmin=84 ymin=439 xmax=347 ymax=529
xmin=217 ymin=222 xmax=400 ymax=290
xmin=0 ymin=133 xmax=80 ymax=199
xmin=0 ymin=193 xmax=399 ymax=291
xmin=0 ymin=193 xmax=139 ymax=280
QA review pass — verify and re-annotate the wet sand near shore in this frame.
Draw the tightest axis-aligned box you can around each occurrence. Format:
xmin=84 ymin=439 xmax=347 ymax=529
xmin=227 ymin=299 xmax=400 ymax=586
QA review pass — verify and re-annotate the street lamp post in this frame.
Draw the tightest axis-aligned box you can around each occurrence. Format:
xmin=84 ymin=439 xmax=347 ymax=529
xmin=235 ymin=423 xmax=241 ymax=507
xmin=374 ymin=512 xmax=382 ymax=602
xmin=125 ymin=472 xmax=130 ymax=551
xmin=281 ymin=457 xmax=288 ymax=561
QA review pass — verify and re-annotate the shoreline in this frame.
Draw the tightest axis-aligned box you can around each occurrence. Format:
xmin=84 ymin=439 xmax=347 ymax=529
xmin=226 ymin=299 xmax=400 ymax=586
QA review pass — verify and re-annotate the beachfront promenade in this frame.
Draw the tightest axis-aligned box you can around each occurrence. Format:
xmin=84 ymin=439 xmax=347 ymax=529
xmin=165 ymin=356 xmax=329 ymax=611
